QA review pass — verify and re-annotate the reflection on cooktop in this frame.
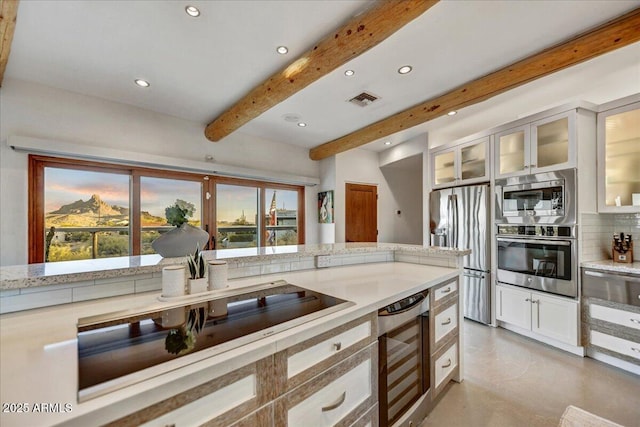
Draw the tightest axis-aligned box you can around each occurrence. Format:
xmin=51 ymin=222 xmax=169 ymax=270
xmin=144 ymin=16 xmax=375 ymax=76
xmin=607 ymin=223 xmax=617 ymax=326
xmin=77 ymin=280 xmax=351 ymax=400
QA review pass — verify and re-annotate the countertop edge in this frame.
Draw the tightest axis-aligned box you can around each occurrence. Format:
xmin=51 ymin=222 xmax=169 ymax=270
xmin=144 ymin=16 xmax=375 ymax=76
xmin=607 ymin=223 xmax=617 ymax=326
xmin=581 ymin=260 xmax=640 ymax=276
xmin=0 ymin=243 xmax=470 ymax=290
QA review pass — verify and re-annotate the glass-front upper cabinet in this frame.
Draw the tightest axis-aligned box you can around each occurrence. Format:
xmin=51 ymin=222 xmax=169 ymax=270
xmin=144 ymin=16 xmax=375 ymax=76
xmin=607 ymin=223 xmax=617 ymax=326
xmin=460 ymin=138 xmax=488 ymax=181
xmin=495 ymin=125 xmax=528 ymax=177
xmin=597 ymin=100 xmax=640 ymax=212
xmin=432 ymin=148 xmax=456 ymax=187
xmin=495 ymin=111 xmax=576 ymax=179
xmin=430 ymin=137 xmax=489 ymax=189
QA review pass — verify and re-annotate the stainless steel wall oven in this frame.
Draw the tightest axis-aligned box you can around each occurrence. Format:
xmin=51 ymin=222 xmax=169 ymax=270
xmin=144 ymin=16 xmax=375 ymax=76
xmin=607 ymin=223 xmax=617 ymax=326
xmin=496 ymin=225 xmax=577 ymax=298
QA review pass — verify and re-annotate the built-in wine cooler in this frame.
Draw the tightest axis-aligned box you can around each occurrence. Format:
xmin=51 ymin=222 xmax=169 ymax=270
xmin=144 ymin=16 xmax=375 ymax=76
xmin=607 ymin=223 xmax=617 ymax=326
xmin=378 ymin=291 xmax=430 ymax=427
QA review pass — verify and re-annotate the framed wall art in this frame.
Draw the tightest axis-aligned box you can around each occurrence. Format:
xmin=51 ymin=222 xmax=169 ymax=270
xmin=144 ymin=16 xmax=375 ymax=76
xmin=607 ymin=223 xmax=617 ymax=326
xmin=318 ymin=190 xmax=334 ymax=224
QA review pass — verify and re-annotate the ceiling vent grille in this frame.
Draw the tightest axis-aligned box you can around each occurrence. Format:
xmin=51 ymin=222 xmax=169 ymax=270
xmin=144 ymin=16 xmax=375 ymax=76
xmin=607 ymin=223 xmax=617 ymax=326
xmin=348 ymin=92 xmax=380 ymax=107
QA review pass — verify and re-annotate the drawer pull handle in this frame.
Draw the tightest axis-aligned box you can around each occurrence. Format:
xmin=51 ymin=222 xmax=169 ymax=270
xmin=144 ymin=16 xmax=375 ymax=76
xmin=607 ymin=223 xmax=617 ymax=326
xmin=441 ymin=287 xmax=452 ymax=294
xmin=333 ymin=342 xmax=342 ymax=351
xmin=632 ymin=347 xmax=640 ymax=353
xmin=631 ymin=318 xmax=640 ymax=325
xmin=525 ymin=298 xmax=531 ymax=302
xmin=532 ymin=300 xmax=539 ymax=304
xmin=321 ymin=391 xmax=346 ymax=412
xmin=441 ymin=318 xmax=452 ymax=326
xmin=441 ymin=359 xmax=452 ymax=368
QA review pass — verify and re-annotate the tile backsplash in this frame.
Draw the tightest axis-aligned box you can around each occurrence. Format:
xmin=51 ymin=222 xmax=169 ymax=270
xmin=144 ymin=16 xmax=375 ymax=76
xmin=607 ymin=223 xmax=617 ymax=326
xmin=581 ymin=213 xmax=640 ymax=261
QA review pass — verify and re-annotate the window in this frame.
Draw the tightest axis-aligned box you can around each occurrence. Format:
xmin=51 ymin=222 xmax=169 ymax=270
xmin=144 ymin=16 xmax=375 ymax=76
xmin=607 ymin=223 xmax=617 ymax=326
xmin=44 ymin=167 xmax=130 ymax=261
xmin=265 ymin=188 xmax=299 ymax=246
xmin=139 ymin=176 xmax=203 ymax=255
xmin=28 ymin=156 xmax=305 ymax=263
xmin=216 ymin=183 xmax=259 ymax=249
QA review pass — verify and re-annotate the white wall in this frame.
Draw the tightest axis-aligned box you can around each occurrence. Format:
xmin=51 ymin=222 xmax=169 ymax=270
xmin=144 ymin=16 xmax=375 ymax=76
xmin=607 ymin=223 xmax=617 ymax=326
xmin=333 ymin=149 xmax=394 ymax=243
xmin=318 ymin=156 xmax=336 ymax=244
xmin=0 ymin=78 xmax=320 ymax=266
xmin=380 ymin=157 xmax=423 ymax=245
xmin=379 ymin=134 xmax=427 ymax=168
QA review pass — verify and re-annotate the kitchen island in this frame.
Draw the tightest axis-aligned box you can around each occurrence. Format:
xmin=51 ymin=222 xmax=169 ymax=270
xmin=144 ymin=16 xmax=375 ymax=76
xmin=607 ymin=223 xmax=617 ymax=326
xmin=0 ymin=245 xmax=469 ymax=427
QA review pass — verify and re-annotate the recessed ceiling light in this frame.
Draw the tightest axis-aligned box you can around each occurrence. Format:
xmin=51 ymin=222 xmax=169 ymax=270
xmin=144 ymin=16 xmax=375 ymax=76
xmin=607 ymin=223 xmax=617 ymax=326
xmin=277 ymin=46 xmax=289 ymax=55
xmin=384 ymin=141 xmax=392 ymax=145
xmin=447 ymin=111 xmax=457 ymax=116
xmin=298 ymin=122 xmax=307 ymax=127
xmin=344 ymin=70 xmax=355 ymax=77
xmin=134 ymin=79 xmax=150 ymax=88
xmin=185 ymin=5 xmax=200 ymax=17
xmin=398 ymin=65 xmax=413 ymax=75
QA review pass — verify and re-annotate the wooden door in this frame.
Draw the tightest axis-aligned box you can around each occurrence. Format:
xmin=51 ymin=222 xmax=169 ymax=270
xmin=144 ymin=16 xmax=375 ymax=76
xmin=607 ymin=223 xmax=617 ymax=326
xmin=345 ymin=183 xmax=377 ymax=242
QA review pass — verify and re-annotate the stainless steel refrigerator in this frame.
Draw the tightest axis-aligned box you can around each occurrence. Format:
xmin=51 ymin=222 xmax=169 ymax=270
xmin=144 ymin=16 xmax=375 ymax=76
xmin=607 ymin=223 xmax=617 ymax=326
xmin=430 ymin=184 xmax=491 ymax=324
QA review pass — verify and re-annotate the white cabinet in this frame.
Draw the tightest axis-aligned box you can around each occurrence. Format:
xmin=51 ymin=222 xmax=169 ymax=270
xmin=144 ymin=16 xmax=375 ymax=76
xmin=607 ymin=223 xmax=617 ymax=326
xmin=532 ymin=293 xmax=579 ymax=345
xmin=494 ymin=111 xmax=576 ymax=179
xmin=431 ymin=136 xmax=490 ymax=189
xmin=495 ymin=284 xmax=531 ymax=330
xmin=434 ymin=342 xmax=458 ymax=390
xmin=496 ymin=283 xmax=578 ymax=346
xmin=590 ymin=331 xmax=640 ymax=361
xmin=275 ymin=344 xmax=377 ymax=427
xmin=429 ymin=279 xmax=460 ymax=399
xmin=597 ymin=99 xmax=640 ymax=213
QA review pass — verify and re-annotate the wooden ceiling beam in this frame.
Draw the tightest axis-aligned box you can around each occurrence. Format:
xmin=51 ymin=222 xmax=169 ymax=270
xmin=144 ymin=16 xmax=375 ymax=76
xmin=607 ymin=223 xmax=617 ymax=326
xmin=309 ymin=7 xmax=640 ymax=161
xmin=205 ymin=0 xmax=439 ymax=142
xmin=0 ymin=0 xmax=19 ymax=87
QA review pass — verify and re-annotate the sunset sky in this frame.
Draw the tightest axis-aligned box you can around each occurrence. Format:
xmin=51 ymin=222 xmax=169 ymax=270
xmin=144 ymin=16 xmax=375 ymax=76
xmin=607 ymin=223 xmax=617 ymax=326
xmin=45 ymin=168 xmax=298 ymax=222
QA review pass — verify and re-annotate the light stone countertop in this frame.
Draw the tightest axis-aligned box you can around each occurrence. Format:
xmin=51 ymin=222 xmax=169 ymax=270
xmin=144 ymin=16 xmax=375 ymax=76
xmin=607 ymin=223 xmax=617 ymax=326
xmin=0 ymin=243 xmax=470 ymax=290
xmin=0 ymin=262 xmax=460 ymax=427
xmin=581 ymin=260 xmax=640 ymax=276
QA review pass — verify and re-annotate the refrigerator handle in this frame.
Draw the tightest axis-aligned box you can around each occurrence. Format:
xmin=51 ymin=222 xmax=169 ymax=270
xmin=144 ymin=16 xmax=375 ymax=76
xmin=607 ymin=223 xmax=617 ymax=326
xmin=447 ymin=194 xmax=453 ymax=248
xmin=452 ymin=194 xmax=458 ymax=248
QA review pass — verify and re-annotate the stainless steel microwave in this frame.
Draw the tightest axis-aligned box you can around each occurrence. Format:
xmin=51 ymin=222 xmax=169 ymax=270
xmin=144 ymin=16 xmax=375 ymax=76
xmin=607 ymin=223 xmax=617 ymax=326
xmin=495 ymin=168 xmax=576 ymax=225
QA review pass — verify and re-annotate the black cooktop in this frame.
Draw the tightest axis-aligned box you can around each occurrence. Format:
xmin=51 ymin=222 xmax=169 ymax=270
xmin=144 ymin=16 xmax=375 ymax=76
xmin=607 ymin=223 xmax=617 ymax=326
xmin=77 ymin=280 xmax=351 ymax=400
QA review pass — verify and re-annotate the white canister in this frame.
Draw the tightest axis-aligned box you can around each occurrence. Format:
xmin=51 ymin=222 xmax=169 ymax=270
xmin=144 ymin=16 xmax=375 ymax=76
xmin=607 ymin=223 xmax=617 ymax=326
xmin=208 ymin=260 xmax=228 ymax=290
xmin=159 ymin=307 xmax=186 ymax=328
xmin=208 ymin=298 xmax=228 ymax=317
xmin=162 ymin=265 xmax=186 ymax=297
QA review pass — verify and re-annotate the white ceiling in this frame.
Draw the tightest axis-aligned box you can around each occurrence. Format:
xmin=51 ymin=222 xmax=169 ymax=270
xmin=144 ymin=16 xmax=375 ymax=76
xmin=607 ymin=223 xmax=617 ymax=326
xmin=5 ymin=0 xmax=640 ymax=155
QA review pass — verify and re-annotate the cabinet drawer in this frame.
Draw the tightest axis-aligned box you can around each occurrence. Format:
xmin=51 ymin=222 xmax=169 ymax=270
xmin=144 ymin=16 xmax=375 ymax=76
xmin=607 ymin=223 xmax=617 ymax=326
xmin=434 ymin=342 xmax=458 ymax=390
xmin=434 ymin=303 xmax=458 ymax=345
xmin=288 ymin=320 xmax=372 ymax=378
xmin=433 ymin=280 xmax=457 ymax=304
xmin=275 ymin=344 xmax=377 ymax=427
xmin=139 ymin=375 xmax=256 ymax=427
xmin=590 ymin=304 xmax=640 ymax=331
xmin=113 ymin=357 xmax=273 ymax=427
xmin=591 ymin=331 xmax=640 ymax=360
xmin=276 ymin=314 xmax=375 ymax=393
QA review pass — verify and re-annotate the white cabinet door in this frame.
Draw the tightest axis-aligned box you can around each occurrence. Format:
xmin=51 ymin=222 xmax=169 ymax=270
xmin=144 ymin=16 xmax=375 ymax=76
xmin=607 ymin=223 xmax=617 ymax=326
xmin=531 ymin=293 xmax=578 ymax=345
xmin=530 ymin=111 xmax=576 ymax=173
xmin=495 ymin=110 xmax=575 ymax=179
xmin=431 ymin=148 xmax=457 ymax=188
xmin=597 ymin=101 xmax=640 ymax=213
xmin=495 ymin=125 xmax=530 ymax=179
xmin=459 ymin=137 xmax=490 ymax=184
xmin=496 ymin=285 xmax=531 ymax=330
xmin=430 ymin=137 xmax=490 ymax=189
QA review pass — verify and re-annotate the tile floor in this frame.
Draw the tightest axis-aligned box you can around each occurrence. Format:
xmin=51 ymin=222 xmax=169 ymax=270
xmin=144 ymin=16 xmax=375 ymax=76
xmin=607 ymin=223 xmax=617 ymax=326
xmin=422 ymin=320 xmax=640 ymax=427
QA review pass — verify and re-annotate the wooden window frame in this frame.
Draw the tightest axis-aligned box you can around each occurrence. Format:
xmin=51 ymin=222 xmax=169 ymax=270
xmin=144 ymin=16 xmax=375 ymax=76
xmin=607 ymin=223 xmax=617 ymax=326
xmin=28 ymin=155 xmax=305 ymax=263
xmin=213 ymin=176 xmax=305 ymax=249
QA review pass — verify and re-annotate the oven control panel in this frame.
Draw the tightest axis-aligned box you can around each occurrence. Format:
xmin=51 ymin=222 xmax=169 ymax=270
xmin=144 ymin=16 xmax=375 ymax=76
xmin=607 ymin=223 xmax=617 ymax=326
xmin=497 ymin=225 xmax=575 ymax=238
